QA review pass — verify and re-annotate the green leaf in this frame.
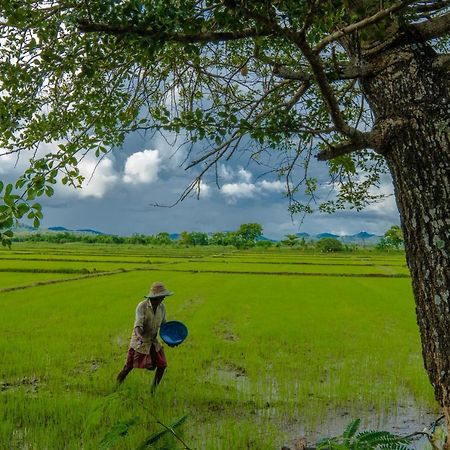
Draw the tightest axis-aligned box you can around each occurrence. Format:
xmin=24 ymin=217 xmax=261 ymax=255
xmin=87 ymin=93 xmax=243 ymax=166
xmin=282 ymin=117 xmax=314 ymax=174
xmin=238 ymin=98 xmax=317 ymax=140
xmin=4 ymin=195 xmax=14 ymax=207
xmin=0 ymin=217 xmax=14 ymax=229
xmin=27 ymin=189 xmax=36 ymax=201
xmin=16 ymin=203 xmax=30 ymax=219
xmin=45 ymin=186 xmax=54 ymax=197
xmin=1 ymin=237 xmax=11 ymax=248
xmin=343 ymin=418 xmax=360 ymax=440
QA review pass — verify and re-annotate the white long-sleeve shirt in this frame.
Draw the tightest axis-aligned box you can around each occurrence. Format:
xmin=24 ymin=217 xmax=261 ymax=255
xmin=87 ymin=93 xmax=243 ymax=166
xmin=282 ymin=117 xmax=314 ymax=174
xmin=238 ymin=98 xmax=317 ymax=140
xmin=129 ymin=300 xmax=167 ymax=353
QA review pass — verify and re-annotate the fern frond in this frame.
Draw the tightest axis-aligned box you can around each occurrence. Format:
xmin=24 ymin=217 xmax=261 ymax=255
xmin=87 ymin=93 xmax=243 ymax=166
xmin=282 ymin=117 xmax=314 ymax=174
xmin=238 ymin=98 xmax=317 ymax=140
xmin=343 ymin=419 xmax=361 ymax=440
xmin=355 ymin=429 xmax=410 ymax=448
xmin=378 ymin=444 xmax=410 ymax=450
xmin=316 ymin=419 xmax=411 ymax=450
xmin=356 ymin=430 xmax=393 ymax=443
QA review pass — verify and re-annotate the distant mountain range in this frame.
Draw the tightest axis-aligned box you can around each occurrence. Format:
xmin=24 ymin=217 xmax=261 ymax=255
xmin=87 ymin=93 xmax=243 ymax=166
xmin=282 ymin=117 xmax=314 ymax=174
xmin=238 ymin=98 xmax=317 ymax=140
xmin=47 ymin=226 xmax=104 ymax=235
xmin=12 ymin=224 xmax=382 ymax=244
xmin=13 ymin=224 xmax=104 ymax=235
xmin=295 ymin=231 xmax=382 ymax=244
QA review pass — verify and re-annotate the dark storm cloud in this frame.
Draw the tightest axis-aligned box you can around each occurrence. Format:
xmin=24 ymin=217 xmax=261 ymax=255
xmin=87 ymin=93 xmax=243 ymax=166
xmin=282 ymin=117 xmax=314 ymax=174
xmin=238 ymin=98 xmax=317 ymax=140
xmin=1 ymin=130 xmax=400 ymax=239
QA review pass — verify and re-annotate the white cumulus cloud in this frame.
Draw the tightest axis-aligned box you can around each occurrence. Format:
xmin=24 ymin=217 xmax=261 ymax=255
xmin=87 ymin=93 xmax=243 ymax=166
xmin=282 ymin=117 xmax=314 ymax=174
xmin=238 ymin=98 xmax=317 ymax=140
xmin=221 ymin=182 xmax=257 ymax=201
xmin=123 ymin=149 xmax=162 ymax=184
xmin=77 ymin=157 xmax=119 ymax=198
xmin=0 ymin=142 xmax=54 ymax=174
xmin=357 ymin=179 xmax=397 ymax=216
xmin=0 ymin=143 xmax=119 ymax=199
xmin=259 ymin=180 xmax=284 ymax=192
xmin=238 ymin=167 xmax=252 ymax=183
xmin=199 ymin=180 xmax=210 ymax=198
xmin=218 ymin=164 xmax=234 ymax=181
xmin=220 ymin=178 xmax=285 ymax=203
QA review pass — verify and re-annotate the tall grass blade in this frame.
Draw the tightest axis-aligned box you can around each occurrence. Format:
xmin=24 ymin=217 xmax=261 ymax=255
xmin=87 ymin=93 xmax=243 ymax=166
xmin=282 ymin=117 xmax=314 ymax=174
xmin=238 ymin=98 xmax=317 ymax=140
xmin=343 ymin=418 xmax=361 ymax=440
xmin=135 ymin=414 xmax=188 ymax=450
xmin=99 ymin=416 xmax=140 ymax=449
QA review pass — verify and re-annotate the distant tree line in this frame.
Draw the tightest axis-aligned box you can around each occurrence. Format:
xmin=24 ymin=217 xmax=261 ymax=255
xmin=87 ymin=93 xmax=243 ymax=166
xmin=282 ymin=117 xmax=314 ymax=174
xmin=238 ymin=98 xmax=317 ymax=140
xmin=13 ymin=230 xmax=174 ymax=245
xmin=12 ymin=223 xmax=404 ymax=252
xmin=12 ymin=223 xmax=265 ymax=248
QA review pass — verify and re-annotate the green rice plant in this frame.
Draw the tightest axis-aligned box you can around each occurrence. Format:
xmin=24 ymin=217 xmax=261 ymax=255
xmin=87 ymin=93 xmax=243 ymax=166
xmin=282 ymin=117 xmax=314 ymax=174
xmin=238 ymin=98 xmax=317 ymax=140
xmin=0 ymin=272 xmax=83 ymax=289
xmin=163 ymin=261 xmax=408 ymax=275
xmin=99 ymin=416 xmax=140 ymax=449
xmin=0 ymin=245 xmax=435 ymax=449
xmin=0 ymin=258 xmax=144 ymax=272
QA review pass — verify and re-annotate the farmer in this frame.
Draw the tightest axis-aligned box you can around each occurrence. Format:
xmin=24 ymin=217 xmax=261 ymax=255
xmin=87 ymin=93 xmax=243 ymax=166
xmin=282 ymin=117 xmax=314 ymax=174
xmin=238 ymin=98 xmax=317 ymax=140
xmin=116 ymin=281 xmax=173 ymax=393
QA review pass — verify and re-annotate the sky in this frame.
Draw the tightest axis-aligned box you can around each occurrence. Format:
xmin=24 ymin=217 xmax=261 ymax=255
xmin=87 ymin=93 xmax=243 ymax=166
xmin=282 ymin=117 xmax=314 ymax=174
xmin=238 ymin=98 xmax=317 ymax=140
xmin=0 ymin=130 xmax=401 ymax=240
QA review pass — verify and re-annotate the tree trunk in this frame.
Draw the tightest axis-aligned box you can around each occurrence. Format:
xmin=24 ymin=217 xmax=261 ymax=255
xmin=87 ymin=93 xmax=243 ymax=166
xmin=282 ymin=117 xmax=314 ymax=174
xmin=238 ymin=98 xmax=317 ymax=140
xmin=361 ymin=43 xmax=450 ymax=409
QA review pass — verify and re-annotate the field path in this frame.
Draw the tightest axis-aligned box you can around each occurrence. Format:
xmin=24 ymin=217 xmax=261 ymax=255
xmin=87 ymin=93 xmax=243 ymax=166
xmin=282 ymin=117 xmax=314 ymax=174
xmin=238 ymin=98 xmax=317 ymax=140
xmin=0 ymin=269 xmax=134 ymax=293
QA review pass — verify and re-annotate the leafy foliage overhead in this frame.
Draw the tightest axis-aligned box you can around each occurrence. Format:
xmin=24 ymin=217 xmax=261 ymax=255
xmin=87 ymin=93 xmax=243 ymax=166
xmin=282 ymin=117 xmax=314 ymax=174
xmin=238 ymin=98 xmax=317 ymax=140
xmin=0 ymin=1 xmax=449 ymax=244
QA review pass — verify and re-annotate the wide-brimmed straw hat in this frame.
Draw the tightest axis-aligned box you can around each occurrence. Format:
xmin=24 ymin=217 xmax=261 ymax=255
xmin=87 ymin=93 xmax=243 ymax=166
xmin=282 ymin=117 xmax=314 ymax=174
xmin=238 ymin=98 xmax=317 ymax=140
xmin=145 ymin=281 xmax=174 ymax=299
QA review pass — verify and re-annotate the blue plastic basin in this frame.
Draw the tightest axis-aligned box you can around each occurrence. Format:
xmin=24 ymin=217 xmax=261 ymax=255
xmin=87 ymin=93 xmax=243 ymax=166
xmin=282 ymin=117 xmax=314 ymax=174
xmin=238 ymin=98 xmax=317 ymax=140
xmin=160 ymin=321 xmax=188 ymax=347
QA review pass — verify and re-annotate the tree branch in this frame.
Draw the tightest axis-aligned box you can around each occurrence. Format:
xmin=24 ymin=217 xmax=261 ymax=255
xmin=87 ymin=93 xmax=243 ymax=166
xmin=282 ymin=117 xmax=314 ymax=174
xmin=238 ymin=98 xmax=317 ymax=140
xmin=361 ymin=9 xmax=450 ymax=56
xmin=316 ymin=132 xmax=378 ymax=161
xmin=433 ymin=53 xmax=450 ymax=70
xmin=411 ymin=11 xmax=450 ymax=42
xmin=314 ymin=0 xmax=415 ymax=53
xmin=77 ymin=19 xmax=273 ymax=43
xmin=283 ymin=82 xmax=311 ymax=111
xmin=413 ymin=0 xmax=450 ymax=14
xmin=314 ymin=118 xmax=404 ymax=160
xmin=295 ymin=38 xmax=367 ymax=140
xmin=273 ymin=60 xmax=375 ymax=81
xmin=267 ymin=56 xmax=375 ymax=82
xmin=238 ymin=3 xmax=367 ymax=140
xmin=316 ymin=139 xmax=369 ymax=161
xmin=272 ymin=66 xmax=310 ymax=81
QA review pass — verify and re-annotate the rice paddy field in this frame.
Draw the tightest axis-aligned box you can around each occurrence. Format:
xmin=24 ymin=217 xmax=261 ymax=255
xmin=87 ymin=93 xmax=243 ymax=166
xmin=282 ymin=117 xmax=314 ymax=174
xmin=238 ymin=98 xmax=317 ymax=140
xmin=0 ymin=243 xmax=438 ymax=449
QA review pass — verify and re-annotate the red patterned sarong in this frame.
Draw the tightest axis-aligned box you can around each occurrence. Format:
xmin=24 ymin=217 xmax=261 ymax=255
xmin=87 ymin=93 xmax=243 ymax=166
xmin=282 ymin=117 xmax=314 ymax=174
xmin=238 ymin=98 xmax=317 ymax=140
xmin=125 ymin=345 xmax=167 ymax=370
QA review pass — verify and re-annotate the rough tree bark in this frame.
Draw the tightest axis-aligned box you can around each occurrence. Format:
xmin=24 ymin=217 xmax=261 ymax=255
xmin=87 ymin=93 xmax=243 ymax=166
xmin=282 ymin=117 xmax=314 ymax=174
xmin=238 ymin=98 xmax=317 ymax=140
xmin=361 ymin=41 xmax=450 ymax=413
